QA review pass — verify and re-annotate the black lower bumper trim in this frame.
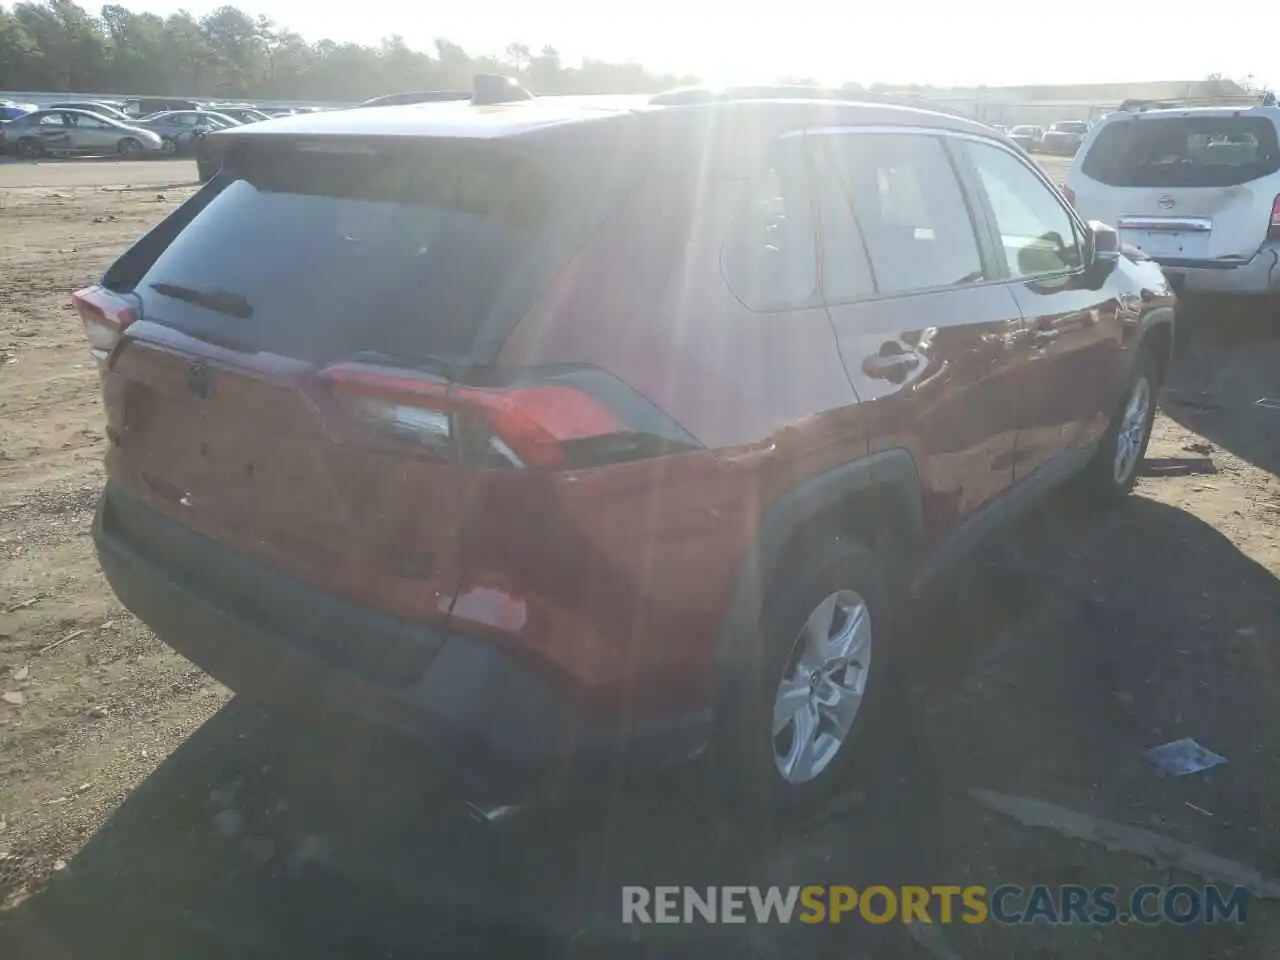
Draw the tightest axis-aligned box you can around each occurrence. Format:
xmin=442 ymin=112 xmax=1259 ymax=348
xmin=93 ymin=484 xmax=709 ymax=795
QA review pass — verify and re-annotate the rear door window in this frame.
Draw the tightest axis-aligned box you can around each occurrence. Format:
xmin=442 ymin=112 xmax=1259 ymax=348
xmin=821 ymin=133 xmax=986 ymax=295
xmin=127 ymin=142 xmax=612 ymax=364
xmin=807 ymin=141 xmax=877 ymax=302
xmin=1081 ymin=116 xmax=1280 ymax=187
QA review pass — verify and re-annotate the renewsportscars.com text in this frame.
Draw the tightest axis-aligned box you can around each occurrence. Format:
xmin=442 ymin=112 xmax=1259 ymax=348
xmin=621 ymin=884 xmax=1249 ymax=926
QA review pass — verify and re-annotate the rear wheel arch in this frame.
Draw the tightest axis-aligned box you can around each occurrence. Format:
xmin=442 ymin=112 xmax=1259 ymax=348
xmin=714 ymin=448 xmax=924 ymax=676
xmin=708 ymin=449 xmax=923 ymax=808
xmin=1137 ymin=307 xmax=1175 ymax=384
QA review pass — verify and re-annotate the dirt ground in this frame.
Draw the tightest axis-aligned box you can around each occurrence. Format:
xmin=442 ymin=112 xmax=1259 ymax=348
xmin=1 ymin=155 xmax=1278 ymax=959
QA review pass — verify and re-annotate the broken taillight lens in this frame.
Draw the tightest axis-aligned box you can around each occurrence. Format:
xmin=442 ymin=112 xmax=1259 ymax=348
xmin=316 ymin=362 xmax=697 ymax=470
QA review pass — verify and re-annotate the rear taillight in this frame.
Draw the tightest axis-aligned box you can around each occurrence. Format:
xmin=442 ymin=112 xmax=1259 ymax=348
xmin=317 ymin=362 xmax=698 ymax=470
xmin=1269 ymin=194 xmax=1280 ymax=241
xmin=71 ymin=285 xmax=140 ymax=363
xmin=1061 ymin=183 xmax=1075 ymax=207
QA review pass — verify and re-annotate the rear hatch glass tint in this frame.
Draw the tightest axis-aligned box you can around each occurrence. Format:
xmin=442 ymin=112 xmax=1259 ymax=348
xmin=1081 ymin=115 xmax=1280 ymax=187
xmin=129 ymin=138 xmax=631 ymax=365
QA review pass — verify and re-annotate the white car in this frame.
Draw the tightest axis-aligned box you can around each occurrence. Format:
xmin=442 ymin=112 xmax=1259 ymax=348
xmin=1066 ymin=105 xmax=1280 ymax=297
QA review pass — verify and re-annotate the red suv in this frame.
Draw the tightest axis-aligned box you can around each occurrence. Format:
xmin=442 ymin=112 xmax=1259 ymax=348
xmin=79 ymin=89 xmax=1175 ymax=817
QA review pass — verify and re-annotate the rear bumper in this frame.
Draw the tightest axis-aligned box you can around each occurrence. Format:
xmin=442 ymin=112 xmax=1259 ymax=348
xmin=1154 ymin=244 xmax=1280 ymax=296
xmin=93 ymin=484 xmax=708 ymax=796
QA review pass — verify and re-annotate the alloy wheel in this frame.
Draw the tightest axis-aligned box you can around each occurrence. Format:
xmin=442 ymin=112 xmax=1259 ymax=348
xmin=1113 ymin=375 xmax=1152 ymax=484
xmin=772 ymin=590 xmax=873 ymax=785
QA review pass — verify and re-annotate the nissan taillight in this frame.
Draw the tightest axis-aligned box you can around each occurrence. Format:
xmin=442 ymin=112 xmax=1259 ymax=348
xmin=71 ymin=285 xmax=140 ymax=366
xmin=316 ymin=362 xmax=699 ymax=470
xmin=1269 ymin=194 xmax=1280 ymax=241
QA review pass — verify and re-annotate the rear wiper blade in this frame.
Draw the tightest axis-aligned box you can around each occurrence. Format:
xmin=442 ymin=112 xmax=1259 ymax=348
xmin=149 ymin=281 xmax=253 ymax=319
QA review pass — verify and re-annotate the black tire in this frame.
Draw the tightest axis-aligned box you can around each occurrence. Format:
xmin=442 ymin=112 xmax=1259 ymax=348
xmin=117 ymin=137 xmax=143 ymax=159
xmin=1074 ymin=348 xmax=1160 ymax=504
xmin=15 ymin=137 xmax=44 ymax=159
xmin=711 ymin=535 xmax=894 ymax=819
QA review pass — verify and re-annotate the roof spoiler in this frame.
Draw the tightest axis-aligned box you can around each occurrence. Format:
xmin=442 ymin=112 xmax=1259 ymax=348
xmin=472 ymin=74 xmax=534 ymax=106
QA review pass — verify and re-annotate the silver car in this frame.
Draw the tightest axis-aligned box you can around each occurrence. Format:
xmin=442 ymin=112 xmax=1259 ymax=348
xmin=2 ymin=109 xmax=164 ymax=159
xmin=134 ymin=110 xmax=240 ymax=155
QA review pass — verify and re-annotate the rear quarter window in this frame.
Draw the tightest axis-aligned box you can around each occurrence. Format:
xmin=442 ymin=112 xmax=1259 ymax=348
xmin=720 ymin=147 xmax=820 ymax=312
xmin=1081 ymin=116 xmax=1280 ymax=187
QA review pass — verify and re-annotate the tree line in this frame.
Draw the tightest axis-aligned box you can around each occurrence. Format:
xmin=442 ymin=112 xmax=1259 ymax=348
xmin=0 ymin=1 xmax=700 ymax=101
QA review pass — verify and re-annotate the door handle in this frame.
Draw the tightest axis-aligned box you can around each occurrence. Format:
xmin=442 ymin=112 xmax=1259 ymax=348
xmin=862 ymin=348 xmax=921 ymax=379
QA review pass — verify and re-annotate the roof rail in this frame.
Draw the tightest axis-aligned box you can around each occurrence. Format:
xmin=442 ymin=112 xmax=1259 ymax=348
xmin=1117 ymin=91 xmax=1277 ymax=113
xmin=647 ymin=84 xmax=963 ymax=116
xmin=649 ymin=84 xmax=843 ymax=105
xmin=472 ymin=74 xmax=534 ymax=106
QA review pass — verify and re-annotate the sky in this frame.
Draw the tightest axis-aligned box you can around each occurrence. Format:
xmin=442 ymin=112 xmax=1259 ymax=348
xmin=125 ymin=0 xmax=1278 ymax=91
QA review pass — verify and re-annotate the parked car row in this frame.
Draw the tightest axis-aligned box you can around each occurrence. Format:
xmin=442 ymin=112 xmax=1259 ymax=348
xmin=0 ymin=95 xmax=308 ymax=159
xmin=116 ymin=97 xmax=325 ymax=118
xmin=999 ymin=119 xmax=1093 ymax=155
xmin=0 ymin=108 xmax=165 ymax=158
xmin=0 ymin=98 xmax=39 ymax=122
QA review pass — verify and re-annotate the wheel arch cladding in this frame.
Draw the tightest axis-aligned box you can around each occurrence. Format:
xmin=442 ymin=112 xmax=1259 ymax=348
xmin=714 ymin=448 xmax=924 ymax=680
xmin=1139 ymin=306 xmax=1175 ymax=383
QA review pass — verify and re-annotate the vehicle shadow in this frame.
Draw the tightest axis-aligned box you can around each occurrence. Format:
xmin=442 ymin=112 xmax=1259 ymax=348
xmin=1162 ymin=299 xmax=1280 ymax=477
xmin=2 ymin=494 xmax=1277 ymax=960
xmin=895 ymin=490 xmax=1280 ymax=958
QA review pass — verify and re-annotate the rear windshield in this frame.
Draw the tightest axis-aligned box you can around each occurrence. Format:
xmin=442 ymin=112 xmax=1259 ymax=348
xmin=1052 ymin=122 xmax=1088 ymax=134
xmin=1081 ymin=115 xmax=1280 ymax=187
xmin=130 ymin=141 xmax=621 ymax=364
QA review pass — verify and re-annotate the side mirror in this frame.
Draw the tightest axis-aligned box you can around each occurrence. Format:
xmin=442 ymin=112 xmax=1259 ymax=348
xmin=1087 ymin=220 xmax=1121 ymax=263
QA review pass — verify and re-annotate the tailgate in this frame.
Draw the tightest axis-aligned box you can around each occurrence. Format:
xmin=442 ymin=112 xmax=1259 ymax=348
xmin=1108 ymin=183 xmax=1270 ymax=262
xmin=96 ymin=138 xmax=578 ymax=623
xmin=95 ymin=130 xmax=643 ymax=625
xmin=104 ymin=329 xmax=465 ymax=621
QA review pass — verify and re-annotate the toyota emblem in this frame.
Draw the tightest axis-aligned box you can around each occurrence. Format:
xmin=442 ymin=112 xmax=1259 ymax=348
xmin=186 ymin=360 xmax=214 ymax=399
xmin=1157 ymin=195 xmax=1176 ymax=210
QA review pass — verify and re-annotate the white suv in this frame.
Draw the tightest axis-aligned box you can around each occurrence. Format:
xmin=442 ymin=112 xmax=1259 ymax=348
xmin=1066 ymin=105 xmax=1280 ymax=297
